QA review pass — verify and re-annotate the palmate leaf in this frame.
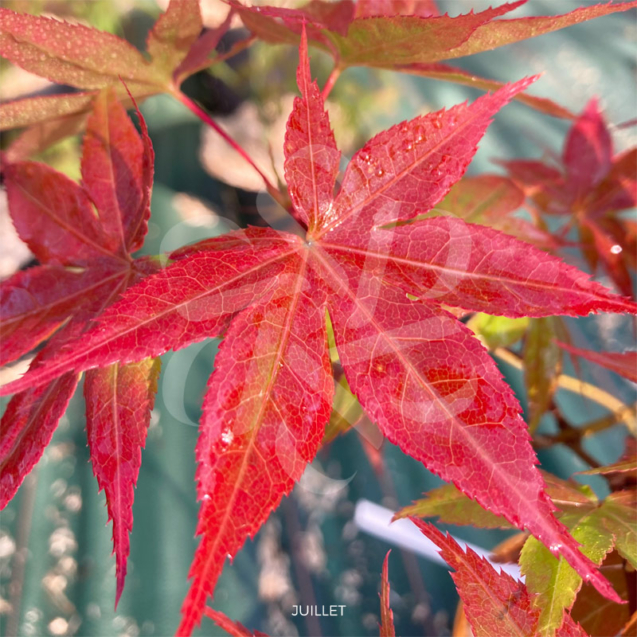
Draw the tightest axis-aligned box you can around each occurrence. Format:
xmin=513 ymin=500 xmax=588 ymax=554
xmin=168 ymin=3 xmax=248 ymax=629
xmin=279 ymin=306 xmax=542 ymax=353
xmin=235 ymin=0 xmax=637 ymax=66
xmin=505 ymin=99 xmax=637 ymax=298
xmin=0 ymin=88 xmax=158 ymax=603
xmin=0 ymin=0 xmax=234 ymax=142
xmin=234 ymin=0 xmax=637 ymax=117
xmin=416 ymin=521 xmax=590 ymax=637
xmin=2 ymin=28 xmax=635 ymax=634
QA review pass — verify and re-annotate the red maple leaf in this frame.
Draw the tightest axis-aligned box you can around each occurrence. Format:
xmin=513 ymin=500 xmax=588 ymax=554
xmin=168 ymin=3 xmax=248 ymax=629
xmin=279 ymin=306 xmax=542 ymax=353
xmin=504 ymin=98 xmax=637 ymax=298
xmin=1 ymin=29 xmax=634 ymax=635
xmin=0 ymin=0 xmax=236 ymax=160
xmin=415 ymin=521 xmax=591 ymax=637
xmin=233 ymin=0 xmax=637 ymax=118
xmin=0 ymin=87 xmax=159 ymax=605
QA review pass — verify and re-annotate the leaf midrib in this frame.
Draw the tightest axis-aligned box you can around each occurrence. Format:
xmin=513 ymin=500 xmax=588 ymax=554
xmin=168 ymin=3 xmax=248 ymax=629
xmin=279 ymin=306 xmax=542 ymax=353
xmin=313 ymin=245 xmax=548 ymax=533
xmin=315 ymin=98 xmax=487 ymax=238
xmin=185 ymin=251 xmax=310 ymax=621
xmin=321 ymin=241 xmax=605 ymax=300
xmin=1 ymin=265 xmax=126 ymax=330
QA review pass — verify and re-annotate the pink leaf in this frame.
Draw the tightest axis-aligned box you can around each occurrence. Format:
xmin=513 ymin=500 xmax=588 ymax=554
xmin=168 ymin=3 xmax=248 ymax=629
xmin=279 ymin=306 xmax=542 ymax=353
xmin=236 ymin=1 xmax=637 ymax=69
xmin=174 ymin=10 xmax=233 ymax=82
xmin=0 ymin=262 xmax=129 ymax=366
xmin=564 ymin=98 xmax=613 ymax=194
xmin=204 ymin=607 xmax=269 ymax=636
xmin=82 ymin=87 xmax=153 ymax=254
xmin=415 ymin=522 xmax=593 ymax=637
xmin=318 ymin=262 xmax=620 ymax=604
xmin=323 ymin=216 xmax=636 ymax=318
xmin=320 ymin=78 xmax=537 ymax=236
xmin=356 ymin=0 xmax=438 ymax=18
xmin=0 ymin=229 xmax=300 ymax=395
xmin=0 ymin=92 xmax=97 ymax=131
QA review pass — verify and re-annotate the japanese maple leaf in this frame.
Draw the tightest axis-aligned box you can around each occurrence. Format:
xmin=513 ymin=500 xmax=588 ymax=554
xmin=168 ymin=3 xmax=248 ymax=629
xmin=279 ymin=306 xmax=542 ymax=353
xmin=204 ymin=608 xmax=269 ymax=636
xmin=233 ymin=0 xmax=637 ymax=119
xmin=435 ymin=174 xmax=557 ymax=249
xmin=1 ymin=29 xmax=635 ymax=635
xmin=0 ymin=0 xmax=237 ymax=159
xmin=416 ymin=521 xmax=591 ymax=637
xmin=556 ymin=341 xmax=637 ymax=383
xmin=505 ymin=98 xmax=637 ymax=298
xmin=0 ymin=87 xmax=160 ymax=605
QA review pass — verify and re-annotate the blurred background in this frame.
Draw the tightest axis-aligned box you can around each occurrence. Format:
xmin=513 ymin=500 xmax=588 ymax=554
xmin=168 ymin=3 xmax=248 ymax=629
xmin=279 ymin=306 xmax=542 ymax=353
xmin=0 ymin=1 xmax=635 ymax=635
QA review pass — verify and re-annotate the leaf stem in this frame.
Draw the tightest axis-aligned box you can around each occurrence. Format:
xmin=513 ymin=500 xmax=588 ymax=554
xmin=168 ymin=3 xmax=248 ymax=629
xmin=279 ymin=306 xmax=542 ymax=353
xmin=321 ymin=65 xmax=342 ymax=100
xmin=170 ymin=88 xmax=289 ymax=210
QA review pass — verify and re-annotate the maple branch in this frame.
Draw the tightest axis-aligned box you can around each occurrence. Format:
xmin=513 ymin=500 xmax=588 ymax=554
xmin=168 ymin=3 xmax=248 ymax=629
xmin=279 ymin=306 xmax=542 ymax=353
xmin=321 ymin=65 xmax=342 ymax=100
xmin=494 ymin=347 xmax=636 ymax=435
xmin=536 ymin=408 xmax=603 ymax=469
xmin=170 ymin=88 xmax=289 ymax=210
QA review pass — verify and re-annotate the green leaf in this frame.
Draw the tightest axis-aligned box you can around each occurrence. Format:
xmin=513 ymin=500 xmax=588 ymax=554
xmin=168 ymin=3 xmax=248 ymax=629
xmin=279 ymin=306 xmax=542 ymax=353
xmin=323 ymin=375 xmax=365 ymax=444
xmin=394 ymin=482 xmax=514 ymax=528
xmin=520 ymin=511 xmax=614 ymax=637
xmin=594 ymin=490 xmax=637 ymax=568
xmin=394 ymin=472 xmax=596 ymax=529
xmin=468 ymin=313 xmax=529 ymax=351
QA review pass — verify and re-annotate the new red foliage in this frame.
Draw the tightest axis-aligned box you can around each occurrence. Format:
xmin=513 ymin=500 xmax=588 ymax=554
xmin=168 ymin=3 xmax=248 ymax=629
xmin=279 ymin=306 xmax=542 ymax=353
xmin=505 ymin=98 xmax=637 ymax=298
xmin=2 ymin=6 xmax=637 ymax=633
xmin=2 ymin=27 xmax=634 ymax=634
xmin=0 ymin=87 xmax=158 ymax=605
